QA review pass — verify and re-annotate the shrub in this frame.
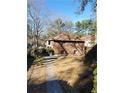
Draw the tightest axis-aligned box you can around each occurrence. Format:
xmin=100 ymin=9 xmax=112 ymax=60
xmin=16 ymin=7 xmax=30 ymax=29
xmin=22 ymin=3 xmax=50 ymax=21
xmin=45 ymin=47 xmax=54 ymax=54
xmin=84 ymin=45 xmax=97 ymax=66
xmin=91 ymin=67 xmax=97 ymax=93
xmin=34 ymin=57 xmax=44 ymax=65
xmin=30 ymin=48 xmax=38 ymax=58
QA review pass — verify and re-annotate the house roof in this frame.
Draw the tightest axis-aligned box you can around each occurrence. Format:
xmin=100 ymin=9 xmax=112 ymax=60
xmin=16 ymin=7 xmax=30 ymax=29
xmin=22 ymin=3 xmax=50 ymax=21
xmin=48 ymin=40 xmax=85 ymax=43
xmin=48 ymin=32 xmax=96 ymax=42
xmin=48 ymin=32 xmax=81 ymax=41
xmin=80 ymin=34 xmax=96 ymax=41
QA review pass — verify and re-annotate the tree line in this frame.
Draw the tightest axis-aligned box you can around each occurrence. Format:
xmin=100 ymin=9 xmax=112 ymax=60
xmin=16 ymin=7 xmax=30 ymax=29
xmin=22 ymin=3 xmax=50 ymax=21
xmin=27 ymin=0 xmax=97 ymax=47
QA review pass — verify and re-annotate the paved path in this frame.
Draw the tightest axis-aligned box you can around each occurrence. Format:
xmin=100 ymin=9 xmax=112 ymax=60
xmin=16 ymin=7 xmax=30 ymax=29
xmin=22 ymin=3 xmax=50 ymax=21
xmin=44 ymin=56 xmax=63 ymax=93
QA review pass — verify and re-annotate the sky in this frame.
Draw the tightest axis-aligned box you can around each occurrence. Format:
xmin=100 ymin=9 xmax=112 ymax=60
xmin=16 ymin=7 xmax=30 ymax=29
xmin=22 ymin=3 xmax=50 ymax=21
xmin=44 ymin=0 xmax=93 ymax=23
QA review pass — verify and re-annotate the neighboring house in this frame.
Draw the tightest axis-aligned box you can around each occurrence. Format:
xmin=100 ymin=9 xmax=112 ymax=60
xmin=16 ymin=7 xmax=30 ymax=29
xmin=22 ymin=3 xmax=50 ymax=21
xmin=81 ymin=34 xmax=96 ymax=48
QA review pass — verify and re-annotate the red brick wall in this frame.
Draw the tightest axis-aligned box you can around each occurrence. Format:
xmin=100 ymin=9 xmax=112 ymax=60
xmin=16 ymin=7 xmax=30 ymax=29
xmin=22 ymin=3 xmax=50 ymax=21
xmin=51 ymin=42 xmax=85 ymax=56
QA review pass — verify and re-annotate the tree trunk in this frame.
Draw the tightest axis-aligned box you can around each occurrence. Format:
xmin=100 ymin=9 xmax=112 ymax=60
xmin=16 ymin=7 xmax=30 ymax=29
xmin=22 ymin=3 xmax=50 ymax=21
xmin=36 ymin=30 xmax=39 ymax=47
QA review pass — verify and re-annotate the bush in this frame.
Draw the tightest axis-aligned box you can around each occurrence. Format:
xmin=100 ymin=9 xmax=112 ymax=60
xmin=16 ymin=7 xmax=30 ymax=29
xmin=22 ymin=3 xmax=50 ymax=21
xmin=27 ymin=49 xmax=36 ymax=70
xmin=30 ymin=47 xmax=44 ymax=57
xmin=91 ymin=67 xmax=97 ymax=93
xmin=30 ymin=48 xmax=38 ymax=58
xmin=34 ymin=57 xmax=44 ymax=65
xmin=83 ymin=44 xmax=97 ymax=93
xmin=45 ymin=47 xmax=54 ymax=54
xmin=84 ymin=45 xmax=97 ymax=66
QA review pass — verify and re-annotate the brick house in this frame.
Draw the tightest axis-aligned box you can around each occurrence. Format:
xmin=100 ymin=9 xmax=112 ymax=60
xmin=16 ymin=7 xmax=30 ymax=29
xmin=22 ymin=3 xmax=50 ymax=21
xmin=45 ymin=33 xmax=85 ymax=56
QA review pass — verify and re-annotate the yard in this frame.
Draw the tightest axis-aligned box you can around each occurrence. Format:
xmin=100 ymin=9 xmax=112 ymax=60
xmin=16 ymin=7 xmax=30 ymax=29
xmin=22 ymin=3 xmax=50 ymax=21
xmin=27 ymin=55 xmax=93 ymax=93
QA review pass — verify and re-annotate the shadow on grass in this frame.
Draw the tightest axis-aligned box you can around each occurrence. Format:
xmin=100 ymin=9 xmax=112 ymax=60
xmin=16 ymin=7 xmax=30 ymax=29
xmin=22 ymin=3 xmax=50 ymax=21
xmin=84 ymin=44 xmax=97 ymax=67
xmin=75 ymin=67 xmax=93 ymax=93
xmin=77 ymin=44 xmax=97 ymax=93
xmin=71 ymin=44 xmax=97 ymax=93
xmin=28 ymin=77 xmax=93 ymax=93
xmin=27 ymin=81 xmax=47 ymax=93
xmin=27 ymin=80 xmax=74 ymax=93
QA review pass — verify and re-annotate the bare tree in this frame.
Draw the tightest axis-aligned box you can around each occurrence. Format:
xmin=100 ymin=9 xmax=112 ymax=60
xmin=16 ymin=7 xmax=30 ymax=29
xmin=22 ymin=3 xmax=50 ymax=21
xmin=27 ymin=0 xmax=44 ymax=47
xmin=63 ymin=21 xmax=74 ymax=32
xmin=46 ymin=18 xmax=64 ymax=37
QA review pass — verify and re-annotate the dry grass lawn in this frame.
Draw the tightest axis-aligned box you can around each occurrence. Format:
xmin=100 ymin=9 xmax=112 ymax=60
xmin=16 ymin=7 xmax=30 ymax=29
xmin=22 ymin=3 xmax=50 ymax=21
xmin=27 ymin=55 xmax=91 ymax=93
xmin=52 ymin=56 xmax=88 ymax=87
xmin=27 ymin=65 xmax=46 ymax=85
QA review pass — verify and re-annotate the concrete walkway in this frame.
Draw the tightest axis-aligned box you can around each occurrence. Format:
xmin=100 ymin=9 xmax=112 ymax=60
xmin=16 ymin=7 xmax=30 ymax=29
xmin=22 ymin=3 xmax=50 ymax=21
xmin=44 ymin=56 xmax=63 ymax=93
